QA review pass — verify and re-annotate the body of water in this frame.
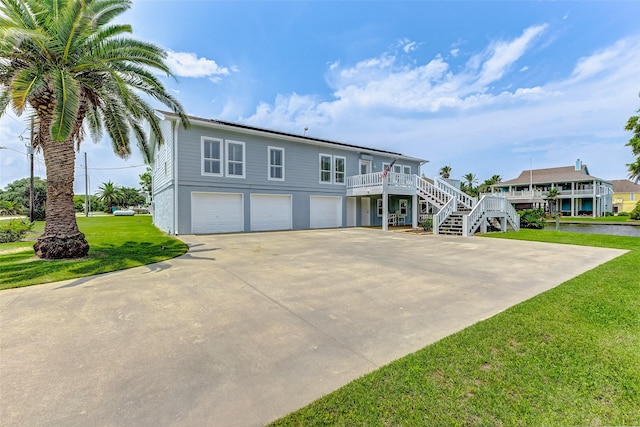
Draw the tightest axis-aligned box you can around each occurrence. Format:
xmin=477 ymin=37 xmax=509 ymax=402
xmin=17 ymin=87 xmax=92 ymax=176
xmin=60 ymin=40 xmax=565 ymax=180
xmin=544 ymin=222 xmax=640 ymax=237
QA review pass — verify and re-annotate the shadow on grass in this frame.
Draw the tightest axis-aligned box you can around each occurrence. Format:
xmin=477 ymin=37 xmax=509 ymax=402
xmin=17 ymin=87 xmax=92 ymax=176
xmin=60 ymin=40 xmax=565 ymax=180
xmin=0 ymin=238 xmax=189 ymax=290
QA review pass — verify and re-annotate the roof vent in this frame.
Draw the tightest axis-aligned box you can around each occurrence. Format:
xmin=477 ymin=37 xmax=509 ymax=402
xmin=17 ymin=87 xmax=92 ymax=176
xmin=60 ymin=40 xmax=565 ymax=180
xmin=575 ymin=158 xmax=582 ymax=171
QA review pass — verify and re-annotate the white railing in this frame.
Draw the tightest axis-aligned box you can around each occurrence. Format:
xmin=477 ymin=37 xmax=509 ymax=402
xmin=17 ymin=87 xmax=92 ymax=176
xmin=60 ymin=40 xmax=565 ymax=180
xmin=346 ymin=172 xmax=382 ymax=190
xmin=435 ymin=177 xmax=476 ymax=209
xmin=415 ymin=176 xmax=451 ymax=206
xmin=387 ymin=172 xmax=415 ymax=188
xmin=433 ymin=196 xmax=456 ymax=235
xmin=463 ymin=196 xmax=521 ymax=236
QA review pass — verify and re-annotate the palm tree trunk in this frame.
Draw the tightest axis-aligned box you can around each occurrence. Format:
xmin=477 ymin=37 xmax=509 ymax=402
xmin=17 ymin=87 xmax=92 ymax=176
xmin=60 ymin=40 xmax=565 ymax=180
xmin=33 ymin=133 xmax=89 ymax=259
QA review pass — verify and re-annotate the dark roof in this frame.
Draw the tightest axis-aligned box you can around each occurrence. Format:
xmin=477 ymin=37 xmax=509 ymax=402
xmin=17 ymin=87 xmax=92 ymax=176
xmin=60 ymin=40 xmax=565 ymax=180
xmin=611 ymin=179 xmax=640 ymax=193
xmin=498 ymin=165 xmax=609 ymax=185
xmin=156 ymin=110 xmax=427 ymax=162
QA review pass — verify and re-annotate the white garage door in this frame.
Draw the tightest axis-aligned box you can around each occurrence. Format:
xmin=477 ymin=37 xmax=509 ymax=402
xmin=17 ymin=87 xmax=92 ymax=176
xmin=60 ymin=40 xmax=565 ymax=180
xmin=191 ymin=192 xmax=244 ymax=234
xmin=250 ymin=194 xmax=292 ymax=231
xmin=310 ymin=196 xmax=342 ymax=229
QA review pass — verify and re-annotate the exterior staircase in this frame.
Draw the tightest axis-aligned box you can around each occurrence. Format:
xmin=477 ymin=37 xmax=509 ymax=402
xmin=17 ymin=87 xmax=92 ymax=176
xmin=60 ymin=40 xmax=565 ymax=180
xmin=415 ymin=176 xmax=520 ymax=236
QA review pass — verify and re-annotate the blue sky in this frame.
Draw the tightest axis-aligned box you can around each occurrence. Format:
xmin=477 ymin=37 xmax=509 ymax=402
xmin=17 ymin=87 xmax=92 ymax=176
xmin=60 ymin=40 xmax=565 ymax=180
xmin=1 ymin=0 xmax=639 ymax=193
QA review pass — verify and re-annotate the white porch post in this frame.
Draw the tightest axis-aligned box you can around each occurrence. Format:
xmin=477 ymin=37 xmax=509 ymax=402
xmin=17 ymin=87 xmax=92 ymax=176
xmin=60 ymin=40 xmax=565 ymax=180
xmin=593 ymin=179 xmax=597 ymax=218
xmin=382 ymin=177 xmax=388 ymax=231
xmin=571 ymin=182 xmax=576 ymax=216
xmin=412 ymin=193 xmax=418 ymax=228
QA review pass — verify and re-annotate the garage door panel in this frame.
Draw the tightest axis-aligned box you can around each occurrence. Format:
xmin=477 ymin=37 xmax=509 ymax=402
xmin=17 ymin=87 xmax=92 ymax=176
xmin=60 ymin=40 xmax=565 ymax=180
xmin=192 ymin=193 xmax=244 ymax=234
xmin=251 ymin=194 xmax=292 ymax=231
xmin=310 ymin=196 xmax=342 ymax=229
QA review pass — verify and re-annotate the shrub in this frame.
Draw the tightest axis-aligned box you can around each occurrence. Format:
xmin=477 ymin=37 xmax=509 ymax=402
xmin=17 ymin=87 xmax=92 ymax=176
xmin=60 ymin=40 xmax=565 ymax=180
xmin=604 ymin=211 xmax=614 ymax=216
xmin=617 ymin=211 xmax=630 ymax=217
xmin=518 ymin=208 xmax=546 ymax=229
xmin=419 ymin=216 xmax=433 ymax=231
xmin=0 ymin=219 xmax=33 ymax=243
xmin=631 ymin=202 xmax=640 ymax=220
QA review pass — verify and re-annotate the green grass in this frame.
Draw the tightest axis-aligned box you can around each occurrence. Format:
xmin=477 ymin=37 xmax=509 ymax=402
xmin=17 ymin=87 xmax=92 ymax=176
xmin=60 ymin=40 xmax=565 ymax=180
xmin=0 ymin=215 xmax=187 ymax=290
xmin=269 ymin=230 xmax=640 ymax=426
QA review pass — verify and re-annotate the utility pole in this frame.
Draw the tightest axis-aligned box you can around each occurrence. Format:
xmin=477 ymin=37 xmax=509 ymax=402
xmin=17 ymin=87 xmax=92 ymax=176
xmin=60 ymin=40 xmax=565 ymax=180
xmin=85 ymin=152 xmax=89 ymax=217
xmin=28 ymin=117 xmax=34 ymax=222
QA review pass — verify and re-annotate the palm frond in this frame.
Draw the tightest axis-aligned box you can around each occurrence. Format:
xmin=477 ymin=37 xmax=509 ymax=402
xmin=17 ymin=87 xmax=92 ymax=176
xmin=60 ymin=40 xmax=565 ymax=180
xmin=51 ymin=68 xmax=79 ymax=142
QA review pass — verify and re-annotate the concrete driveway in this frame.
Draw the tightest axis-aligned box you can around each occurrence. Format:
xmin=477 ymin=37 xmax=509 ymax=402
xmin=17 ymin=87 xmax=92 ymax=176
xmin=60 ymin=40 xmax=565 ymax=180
xmin=0 ymin=228 xmax=626 ymax=427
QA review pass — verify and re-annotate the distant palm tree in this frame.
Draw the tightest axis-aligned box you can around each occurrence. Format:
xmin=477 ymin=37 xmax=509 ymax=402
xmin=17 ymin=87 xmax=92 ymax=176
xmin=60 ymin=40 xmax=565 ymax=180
xmin=439 ymin=165 xmax=452 ymax=179
xmin=462 ymin=173 xmax=478 ymax=188
xmin=546 ymin=188 xmax=559 ymax=216
xmin=0 ymin=0 xmax=188 ymax=258
xmin=487 ymin=174 xmax=502 ymax=185
xmin=628 ymin=159 xmax=640 ymax=183
xmin=96 ymin=181 xmax=122 ymax=214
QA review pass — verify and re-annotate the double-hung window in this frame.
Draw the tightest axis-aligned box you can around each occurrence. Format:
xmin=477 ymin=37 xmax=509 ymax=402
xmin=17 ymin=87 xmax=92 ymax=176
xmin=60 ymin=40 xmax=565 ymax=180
xmin=202 ymin=137 xmax=223 ymax=176
xmin=226 ymin=140 xmax=245 ymax=178
xmin=320 ymin=154 xmax=332 ymax=183
xmin=334 ymin=156 xmax=346 ymax=184
xmin=320 ymin=154 xmax=346 ymax=184
xmin=269 ymin=146 xmax=284 ymax=181
xmin=403 ymin=165 xmax=411 ymax=175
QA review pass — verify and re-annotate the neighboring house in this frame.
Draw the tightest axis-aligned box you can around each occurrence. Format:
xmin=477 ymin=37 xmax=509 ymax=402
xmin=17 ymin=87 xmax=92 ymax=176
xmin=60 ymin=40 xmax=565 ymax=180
xmin=490 ymin=159 xmax=613 ymax=217
xmin=611 ymin=179 xmax=640 ymax=214
xmin=150 ymin=111 xmax=518 ymax=236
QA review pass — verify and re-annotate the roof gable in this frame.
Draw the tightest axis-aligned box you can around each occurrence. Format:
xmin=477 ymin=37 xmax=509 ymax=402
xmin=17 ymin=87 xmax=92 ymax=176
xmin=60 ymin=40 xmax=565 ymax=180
xmin=499 ymin=165 xmax=608 ymax=185
xmin=611 ymin=179 xmax=640 ymax=193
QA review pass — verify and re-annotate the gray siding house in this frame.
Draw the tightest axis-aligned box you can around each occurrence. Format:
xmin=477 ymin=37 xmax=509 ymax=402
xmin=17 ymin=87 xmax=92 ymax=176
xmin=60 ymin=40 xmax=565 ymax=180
xmin=150 ymin=111 xmax=428 ymax=235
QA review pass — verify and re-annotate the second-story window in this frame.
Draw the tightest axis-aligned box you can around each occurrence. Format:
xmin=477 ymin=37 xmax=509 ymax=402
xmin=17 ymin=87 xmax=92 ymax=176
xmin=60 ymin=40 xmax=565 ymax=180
xmin=334 ymin=156 xmax=345 ymax=184
xmin=320 ymin=154 xmax=332 ymax=183
xmin=269 ymin=146 xmax=284 ymax=181
xmin=202 ymin=137 xmax=223 ymax=176
xmin=403 ymin=165 xmax=411 ymax=175
xmin=226 ymin=140 xmax=245 ymax=178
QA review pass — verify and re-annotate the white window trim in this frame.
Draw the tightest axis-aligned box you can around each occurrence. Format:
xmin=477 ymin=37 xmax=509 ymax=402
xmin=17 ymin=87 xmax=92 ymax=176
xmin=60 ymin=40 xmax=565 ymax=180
xmin=377 ymin=199 xmax=383 ymax=217
xmin=334 ymin=155 xmax=346 ymax=185
xmin=319 ymin=153 xmax=333 ymax=184
xmin=403 ymin=165 xmax=411 ymax=175
xmin=225 ymin=139 xmax=246 ymax=179
xmin=201 ymin=136 xmax=223 ymax=177
xmin=399 ymin=199 xmax=408 ymax=216
xmin=393 ymin=164 xmax=402 ymax=173
xmin=382 ymin=162 xmax=390 ymax=172
xmin=268 ymin=146 xmax=285 ymax=181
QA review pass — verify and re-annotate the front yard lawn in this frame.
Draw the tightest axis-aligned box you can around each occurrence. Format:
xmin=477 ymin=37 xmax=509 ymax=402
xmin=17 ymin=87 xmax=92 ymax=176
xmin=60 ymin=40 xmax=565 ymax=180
xmin=269 ymin=230 xmax=640 ymax=426
xmin=0 ymin=216 xmax=187 ymax=290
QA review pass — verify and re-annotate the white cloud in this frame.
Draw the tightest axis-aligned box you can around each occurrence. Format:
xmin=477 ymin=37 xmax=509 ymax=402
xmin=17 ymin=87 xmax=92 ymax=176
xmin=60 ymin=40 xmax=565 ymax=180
xmin=450 ymin=48 xmax=460 ymax=57
xmin=242 ymin=30 xmax=640 ymax=182
xmin=165 ymin=51 xmax=231 ymax=78
xmin=477 ymin=24 xmax=548 ymax=86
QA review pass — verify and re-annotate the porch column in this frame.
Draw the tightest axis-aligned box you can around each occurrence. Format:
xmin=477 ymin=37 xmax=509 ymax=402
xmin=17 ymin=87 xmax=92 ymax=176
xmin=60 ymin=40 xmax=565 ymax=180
xmin=382 ymin=178 xmax=388 ymax=231
xmin=593 ymin=179 xmax=597 ymax=218
xmin=412 ymin=193 xmax=418 ymax=228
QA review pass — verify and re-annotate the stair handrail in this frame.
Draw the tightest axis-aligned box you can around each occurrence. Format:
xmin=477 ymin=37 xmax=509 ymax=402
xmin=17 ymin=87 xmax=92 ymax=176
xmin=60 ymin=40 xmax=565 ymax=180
xmin=435 ymin=177 xmax=477 ymax=209
xmin=503 ymin=197 xmax=520 ymax=232
xmin=464 ymin=195 xmax=489 ymax=236
xmin=433 ymin=195 xmax=456 ymax=235
xmin=415 ymin=176 xmax=450 ymax=207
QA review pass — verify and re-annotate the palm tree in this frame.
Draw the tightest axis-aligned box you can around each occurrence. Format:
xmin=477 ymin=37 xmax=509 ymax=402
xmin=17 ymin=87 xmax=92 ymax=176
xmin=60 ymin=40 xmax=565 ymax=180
xmin=96 ymin=181 xmax=122 ymax=213
xmin=0 ymin=0 xmax=188 ymax=258
xmin=628 ymin=159 xmax=640 ymax=183
xmin=439 ymin=165 xmax=452 ymax=179
xmin=462 ymin=173 xmax=477 ymax=188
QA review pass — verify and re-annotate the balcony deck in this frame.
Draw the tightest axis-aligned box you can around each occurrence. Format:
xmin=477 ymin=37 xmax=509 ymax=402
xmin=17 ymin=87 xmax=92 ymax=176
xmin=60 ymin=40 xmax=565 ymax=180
xmin=346 ymin=172 xmax=417 ymax=196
